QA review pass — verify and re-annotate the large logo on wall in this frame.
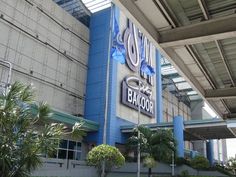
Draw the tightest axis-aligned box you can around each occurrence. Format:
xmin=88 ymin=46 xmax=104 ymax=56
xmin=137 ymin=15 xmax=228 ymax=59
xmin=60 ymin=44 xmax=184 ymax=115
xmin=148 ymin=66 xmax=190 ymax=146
xmin=113 ymin=20 xmax=155 ymax=117
xmin=121 ymin=76 xmax=155 ymax=117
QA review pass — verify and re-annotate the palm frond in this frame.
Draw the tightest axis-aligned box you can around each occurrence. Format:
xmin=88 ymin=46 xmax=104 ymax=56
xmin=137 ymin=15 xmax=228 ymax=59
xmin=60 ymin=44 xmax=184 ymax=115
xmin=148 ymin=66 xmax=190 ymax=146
xmin=71 ymin=122 xmax=87 ymax=138
xmin=126 ymin=126 xmax=176 ymax=162
xmin=33 ymin=102 xmax=52 ymax=124
xmin=0 ymin=81 xmax=86 ymax=177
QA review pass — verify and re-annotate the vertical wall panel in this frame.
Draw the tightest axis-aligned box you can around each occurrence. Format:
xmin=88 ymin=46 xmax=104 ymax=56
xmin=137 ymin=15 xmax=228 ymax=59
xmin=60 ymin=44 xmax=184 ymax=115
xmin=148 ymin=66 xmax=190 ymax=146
xmin=0 ymin=0 xmax=89 ymax=116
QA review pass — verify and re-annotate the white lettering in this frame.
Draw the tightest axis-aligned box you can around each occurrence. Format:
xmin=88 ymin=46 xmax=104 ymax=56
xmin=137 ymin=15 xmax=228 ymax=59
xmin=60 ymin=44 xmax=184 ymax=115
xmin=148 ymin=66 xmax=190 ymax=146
xmin=125 ymin=86 xmax=154 ymax=116
xmin=150 ymin=102 xmax=153 ymax=114
xmin=128 ymin=88 xmax=132 ymax=103
xmin=141 ymin=97 xmax=145 ymax=109
xmin=125 ymin=76 xmax=152 ymax=97
xmin=146 ymin=99 xmax=150 ymax=112
xmin=132 ymin=91 xmax=137 ymax=106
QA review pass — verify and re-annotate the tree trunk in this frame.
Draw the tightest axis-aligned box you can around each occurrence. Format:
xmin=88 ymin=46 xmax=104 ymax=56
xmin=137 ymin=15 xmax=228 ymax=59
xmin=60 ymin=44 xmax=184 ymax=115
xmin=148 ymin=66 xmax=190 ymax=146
xmin=148 ymin=168 xmax=152 ymax=177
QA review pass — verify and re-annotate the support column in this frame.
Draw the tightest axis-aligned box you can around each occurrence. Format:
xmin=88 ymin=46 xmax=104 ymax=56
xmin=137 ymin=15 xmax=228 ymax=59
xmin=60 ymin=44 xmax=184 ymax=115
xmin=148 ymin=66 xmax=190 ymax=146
xmin=84 ymin=8 xmax=112 ymax=145
xmin=173 ymin=116 xmax=184 ymax=157
xmin=207 ymin=140 xmax=214 ymax=166
xmin=156 ymin=50 xmax=163 ymax=123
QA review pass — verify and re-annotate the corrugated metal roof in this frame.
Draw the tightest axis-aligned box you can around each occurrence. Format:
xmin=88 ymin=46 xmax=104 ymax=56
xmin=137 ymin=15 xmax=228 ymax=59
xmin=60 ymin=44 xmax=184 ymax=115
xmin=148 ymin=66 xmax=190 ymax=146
xmin=161 ymin=56 xmax=197 ymax=105
xmin=82 ymin=0 xmax=111 ymax=13
xmin=163 ymin=0 xmax=236 ymax=117
xmin=53 ymin=0 xmax=111 ymax=27
xmin=193 ymin=42 xmax=231 ymax=87
xmin=166 ymin=0 xmax=236 ymax=25
xmin=53 ymin=0 xmax=91 ymax=27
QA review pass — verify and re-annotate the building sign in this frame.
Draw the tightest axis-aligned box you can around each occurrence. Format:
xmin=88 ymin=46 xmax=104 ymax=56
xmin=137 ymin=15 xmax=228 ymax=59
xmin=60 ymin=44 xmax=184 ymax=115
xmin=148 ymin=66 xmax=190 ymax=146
xmin=118 ymin=20 xmax=155 ymax=117
xmin=123 ymin=21 xmax=154 ymax=86
xmin=121 ymin=76 xmax=155 ymax=117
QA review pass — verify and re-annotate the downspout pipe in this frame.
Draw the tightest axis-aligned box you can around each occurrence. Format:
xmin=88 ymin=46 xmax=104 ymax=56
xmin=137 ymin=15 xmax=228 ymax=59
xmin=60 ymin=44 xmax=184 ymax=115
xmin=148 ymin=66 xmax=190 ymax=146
xmin=0 ymin=60 xmax=12 ymax=88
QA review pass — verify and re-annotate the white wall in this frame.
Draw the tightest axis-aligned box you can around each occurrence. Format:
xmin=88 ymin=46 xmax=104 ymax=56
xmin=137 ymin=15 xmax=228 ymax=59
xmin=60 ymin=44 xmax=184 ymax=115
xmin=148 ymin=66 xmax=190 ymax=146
xmin=32 ymin=159 xmax=97 ymax=177
xmin=0 ymin=0 xmax=89 ymax=115
xmin=213 ymin=139 xmax=228 ymax=164
xmin=221 ymin=139 xmax=228 ymax=163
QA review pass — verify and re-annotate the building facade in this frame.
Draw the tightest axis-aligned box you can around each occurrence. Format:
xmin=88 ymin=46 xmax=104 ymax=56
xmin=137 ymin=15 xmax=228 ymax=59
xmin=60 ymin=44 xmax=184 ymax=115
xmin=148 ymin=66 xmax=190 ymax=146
xmin=0 ymin=0 xmax=228 ymax=176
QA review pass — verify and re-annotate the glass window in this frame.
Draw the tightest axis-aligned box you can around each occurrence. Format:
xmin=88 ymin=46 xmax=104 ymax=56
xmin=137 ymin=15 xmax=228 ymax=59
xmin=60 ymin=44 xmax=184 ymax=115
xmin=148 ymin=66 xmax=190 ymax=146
xmin=53 ymin=139 xmax=82 ymax=161
xmin=58 ymin=149 xmax=67 ymax=159
xmin=59 ymin=139 xmax=68 ymax=149
xmin=75 ymin=151 xmax=81 ymax=160
xmin=76 ymin=142 xmax=82 ymax=151
xmin=69 ymin=141 xmax=76 ymax=150
xmin=68 ymin=150 xmax=74 ymax=159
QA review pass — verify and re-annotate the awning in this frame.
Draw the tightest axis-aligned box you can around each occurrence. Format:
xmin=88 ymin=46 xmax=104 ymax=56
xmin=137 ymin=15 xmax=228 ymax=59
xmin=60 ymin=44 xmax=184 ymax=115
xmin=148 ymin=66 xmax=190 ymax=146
xmin=31 ymin=105 xmax=99 ymax=132
xmin=120 ymin=119 xmax=236 ymax=141
xmin=51 ymin=109 xmax=99 ymax=132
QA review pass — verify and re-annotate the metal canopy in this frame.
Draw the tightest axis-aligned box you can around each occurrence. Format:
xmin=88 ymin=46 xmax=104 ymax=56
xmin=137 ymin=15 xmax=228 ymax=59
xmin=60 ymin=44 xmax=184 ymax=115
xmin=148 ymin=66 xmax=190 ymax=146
xmin=53 ymin=0 xmax=91 ymax=27
xmin=161 ymin=56 xmax=200 ymax=106
xmin=120 ymin=119 xmax=236 ymax=141
xmin=51 ymin=109 xmax=99 ymax=132
xmin=30 ymin=105 xmax=99 ymax=132
xmin=113 ymin=0 xmax=236 ymax=119
xmin=82 ymin=0 xmax=111 ymax=13
xmin=53 ymin=0 xmax=112 ymax=26
xmin=184 ymin=119 xmax=236 ymax=140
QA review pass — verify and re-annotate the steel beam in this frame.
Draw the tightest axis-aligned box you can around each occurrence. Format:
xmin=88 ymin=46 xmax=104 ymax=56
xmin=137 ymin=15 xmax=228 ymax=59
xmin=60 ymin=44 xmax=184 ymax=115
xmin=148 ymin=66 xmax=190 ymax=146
xmin=205 ymin=87 xmax=236 ymax=100
xmin=215 ymin=40 xmax=235 ymax=87
xmin=162 ymin=72 xmax=180 ymax=79
xmin=197 ymin=0 xmax=236 ymax=87
xmin=226 ymin=113 xmax=236 ymax=119
xmin=159 ymin=14 xmax=236 ymax=48
xmin=196 ymin=0 xmax=234 ymax=112
xmin=197 ymin=0 xmax=210 ymax=20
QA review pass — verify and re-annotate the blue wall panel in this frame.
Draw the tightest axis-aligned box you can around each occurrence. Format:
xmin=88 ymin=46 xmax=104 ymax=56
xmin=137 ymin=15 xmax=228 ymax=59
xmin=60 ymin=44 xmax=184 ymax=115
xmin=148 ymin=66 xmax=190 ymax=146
xmin=156 ymin=50 xmax=163 ymax=123
xmin=207 ymin=140 xmax=214 ymax=166
xmin=85 ymin=8 xmax=112 ymax=144
xmin=85 ymin=6 xmax=140 ymax=146
xmin=173 ymin=116 xmax=184 ymax=157
xmin=105 ymin=7 xmax=132 ymax=145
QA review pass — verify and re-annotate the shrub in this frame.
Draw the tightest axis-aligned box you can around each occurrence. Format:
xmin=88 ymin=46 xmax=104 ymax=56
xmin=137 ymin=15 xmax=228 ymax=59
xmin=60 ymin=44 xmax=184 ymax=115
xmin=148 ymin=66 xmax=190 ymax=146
xmin=176 ymin=157 xmax=190 ymax=166
xmin=178 ymin=170 xmax=190 ymax=177
xmin=143 ymin=156 xmax=157 ymax=168
xmin=87 ymin=144 xmax=125 ymax=177
xmin=211 ymin=164 xmax=234 ymax=177
xmin=143 ymin=156 xmax=157 ymax=177
xmin=190 ymin=156 xmax=210 ymax=170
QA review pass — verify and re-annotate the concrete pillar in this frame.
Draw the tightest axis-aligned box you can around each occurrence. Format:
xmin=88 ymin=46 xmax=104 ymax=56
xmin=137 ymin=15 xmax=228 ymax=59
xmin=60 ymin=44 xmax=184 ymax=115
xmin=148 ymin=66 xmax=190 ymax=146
xmin=156 ymin=50 xmax=163 ymax=123
xmin=173 ymin=116 xmax=184 ymax=157
xmin=207 ymin=140 xmax=214 ymax=166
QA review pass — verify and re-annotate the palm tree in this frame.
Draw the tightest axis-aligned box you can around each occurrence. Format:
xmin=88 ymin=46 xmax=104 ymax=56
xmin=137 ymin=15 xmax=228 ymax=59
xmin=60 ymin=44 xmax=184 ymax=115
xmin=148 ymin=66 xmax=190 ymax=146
xmin=0 ymin=82 xmax=84 ymax=177
xmin=127 ymin=125 xmax=176 ymax=177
